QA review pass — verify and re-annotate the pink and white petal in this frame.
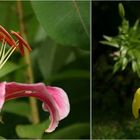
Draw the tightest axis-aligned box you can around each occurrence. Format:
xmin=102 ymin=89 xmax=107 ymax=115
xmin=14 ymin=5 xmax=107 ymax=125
xmin=5 ymin=82 xmax=62 ymax=132
xmin=42 ymin=103 xmax=59 ymax=133
xmin=46 ymin=86 xmax=70 ymax=120
xmin=0 ymin=82 xmax=6 ymax=111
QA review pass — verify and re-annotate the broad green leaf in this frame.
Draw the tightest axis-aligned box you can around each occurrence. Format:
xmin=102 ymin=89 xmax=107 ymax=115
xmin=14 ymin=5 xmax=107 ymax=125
xmin=3 ymin=101 xmax=30 ymax=120
xmin=31 ymin=1 xmax=90 ymax=47
xmin=46 ymin=123 xmax=90 ymax=139
xmin=0 ymin=62 xmax=23 ymax=79
xmin=47 ymin=69 xmax=90 ymax=83
xmin=37 ymin=38 xmax=73 ymax=80
xmin=16 ymin=120 xmax=50 ymax=138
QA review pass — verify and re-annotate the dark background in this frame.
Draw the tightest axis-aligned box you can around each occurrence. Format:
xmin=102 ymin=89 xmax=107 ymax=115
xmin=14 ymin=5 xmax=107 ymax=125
xmin=93 ymin=1 xmax=140 ymax=138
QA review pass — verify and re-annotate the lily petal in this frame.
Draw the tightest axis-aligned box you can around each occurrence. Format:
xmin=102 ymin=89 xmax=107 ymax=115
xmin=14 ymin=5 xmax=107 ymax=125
xmin=0 ymin=82 xmax=70 ymax=132
xmin=45 ymin=86 xmax=70 ymax=120
xmin=132 ymin=88 xmax=140 ymax=118
xmin=0 ymin=82 xmax=6 ymax=111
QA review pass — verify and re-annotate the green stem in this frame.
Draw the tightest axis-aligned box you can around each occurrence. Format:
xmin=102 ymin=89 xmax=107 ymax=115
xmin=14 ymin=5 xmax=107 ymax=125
xmin=16 ymin=0 xmax=40 ymax=124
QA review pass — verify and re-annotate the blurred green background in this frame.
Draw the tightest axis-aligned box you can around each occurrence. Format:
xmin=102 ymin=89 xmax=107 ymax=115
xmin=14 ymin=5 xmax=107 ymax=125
xmin=93 ymin=1 xmax=140 ymax=139
xmin=0 ymin=1 xmax=90 ymax=139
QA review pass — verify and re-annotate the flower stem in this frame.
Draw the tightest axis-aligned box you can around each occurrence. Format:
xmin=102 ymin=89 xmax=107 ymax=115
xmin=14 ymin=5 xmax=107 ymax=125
xmin=16 ymin=0 xmax=40 ymax=124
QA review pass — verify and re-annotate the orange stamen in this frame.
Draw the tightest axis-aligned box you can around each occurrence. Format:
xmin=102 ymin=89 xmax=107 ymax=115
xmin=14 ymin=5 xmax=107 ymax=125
xmin=11 ymin=30 xmax=32 ymax=55
xmin=0 ymin=26 xmax=17 ymax=48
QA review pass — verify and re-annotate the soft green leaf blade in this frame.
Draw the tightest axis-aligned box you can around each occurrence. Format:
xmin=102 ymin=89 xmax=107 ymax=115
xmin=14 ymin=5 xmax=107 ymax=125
xmin=122 ymin=57 xmax=128 ymax=70
xmin=37 ymin=38 xmax=73 ymax=80
xmin=3 ymin=101 xmax=30 ymax=120
xmin=46 ymin=123 xmax=90 ymax=139
xmin=100 ymin=40 xmax=119 ymax=48
xmin=0 ymin=62 xmax=24 ymax=78
xmin=31 ymin=1 xmax=90 ymax=47
xmin=133 ymin=19 xmax=139 ymax=30
xmin=16 ymin=120 xmax=50 ymax=138
xmin=132 ymin=61 xmax=137 ymax=72
xmin=0 ymin=136 xmax=6 ymax=140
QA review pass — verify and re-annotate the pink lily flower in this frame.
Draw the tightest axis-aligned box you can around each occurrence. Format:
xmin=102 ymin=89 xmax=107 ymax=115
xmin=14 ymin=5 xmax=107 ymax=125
xmin=0 ymin=25 xmax=70 ymax=132
xmin=0 ymin=82 xmax=70 ymax=132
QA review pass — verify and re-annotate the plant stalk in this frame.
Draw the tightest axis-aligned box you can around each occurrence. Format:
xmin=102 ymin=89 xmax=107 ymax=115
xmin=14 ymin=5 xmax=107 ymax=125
xmin=16 ymin=0 xmax=40 ymax=124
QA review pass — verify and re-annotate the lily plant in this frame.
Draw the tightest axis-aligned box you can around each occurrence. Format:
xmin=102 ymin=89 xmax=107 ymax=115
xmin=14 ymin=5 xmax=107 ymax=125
xmin=0 ymin=25 xmax=70 ymax=132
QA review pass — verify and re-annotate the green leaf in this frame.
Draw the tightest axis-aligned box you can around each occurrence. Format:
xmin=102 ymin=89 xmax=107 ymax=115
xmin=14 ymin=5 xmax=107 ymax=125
xmin=132 ymin=61 xmax=137 ymax=72
xmin=37 ymin=38 xmax=73 ymax=80
xmin=133 ymin=19 xmax=139 ymax=31
xmin=3 ymin=101 xmax=30 ymax=120
xmin=122 ymin=57 xmax=128 ymax=70
xmin=46 ymin=123 xmax=90 ymax=139
xmin=0 ymin=61 xmax=23 ymax=79
xmin=103 ymin=35 xmax=113 ymax=41
xmin=113 ymin=61 xmax=121 ymax=73
xmin=31 ymin=1 xmax=90 ymax=47
xmin=0 ymin=136 xmax=6 ymax=140
xmin=16 ymin=120 xmax=50 ymax=138
xmin=100 ymin=40 xmax=119 ymax=48
xmin=47 ymin=69 xmax=90 ymax=83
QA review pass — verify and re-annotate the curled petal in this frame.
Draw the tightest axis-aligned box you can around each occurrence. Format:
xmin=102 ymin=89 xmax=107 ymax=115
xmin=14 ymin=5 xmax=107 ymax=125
xmin=3 ymin=82 xmax=70 ymax=132
xmin=132 ymin=88 xmax=140 ymax=118
xmin=45 ymin=86 xmax=70 ymax=120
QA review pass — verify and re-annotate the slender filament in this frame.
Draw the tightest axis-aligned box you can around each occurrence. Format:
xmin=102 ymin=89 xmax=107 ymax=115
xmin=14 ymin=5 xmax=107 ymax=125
xmin=0 ymin=39 xmax=16 ymax=70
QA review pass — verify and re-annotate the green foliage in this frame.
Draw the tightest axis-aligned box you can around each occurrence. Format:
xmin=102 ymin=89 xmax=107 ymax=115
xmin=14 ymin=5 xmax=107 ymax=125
xmin=3 ymin=101 xmax=30 ymax=120
xmin=101 ymin=3 xmax=140 ymax=77
xmin=31 ymin=1 xmax=90 ymax=48
xmin=16 ymin=120 xmax=49 ymax=138
xmin=93 ymin=119 xmax=140 ymax=139
xmin=0 ymin=1 xmax=90 ymax=139
xmin=46 ymin=123 xmax=90 ymax=139
xmin=0 ymin=136 xmax=6 ymax=140
xmin=93 ymin=122 xmax=124 ymax=139
xmin=37 ymin=37 xmax=74 ymax=80
xmin=0 ymin=62 xmax=24 ymax=79
xmin=47 ymin=69 xmax=90 ymax=83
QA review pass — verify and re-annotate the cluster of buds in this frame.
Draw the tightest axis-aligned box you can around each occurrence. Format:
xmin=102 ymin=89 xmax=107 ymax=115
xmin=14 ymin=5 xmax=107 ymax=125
xmin=0 ymin=25 xmax=31 ymax=69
